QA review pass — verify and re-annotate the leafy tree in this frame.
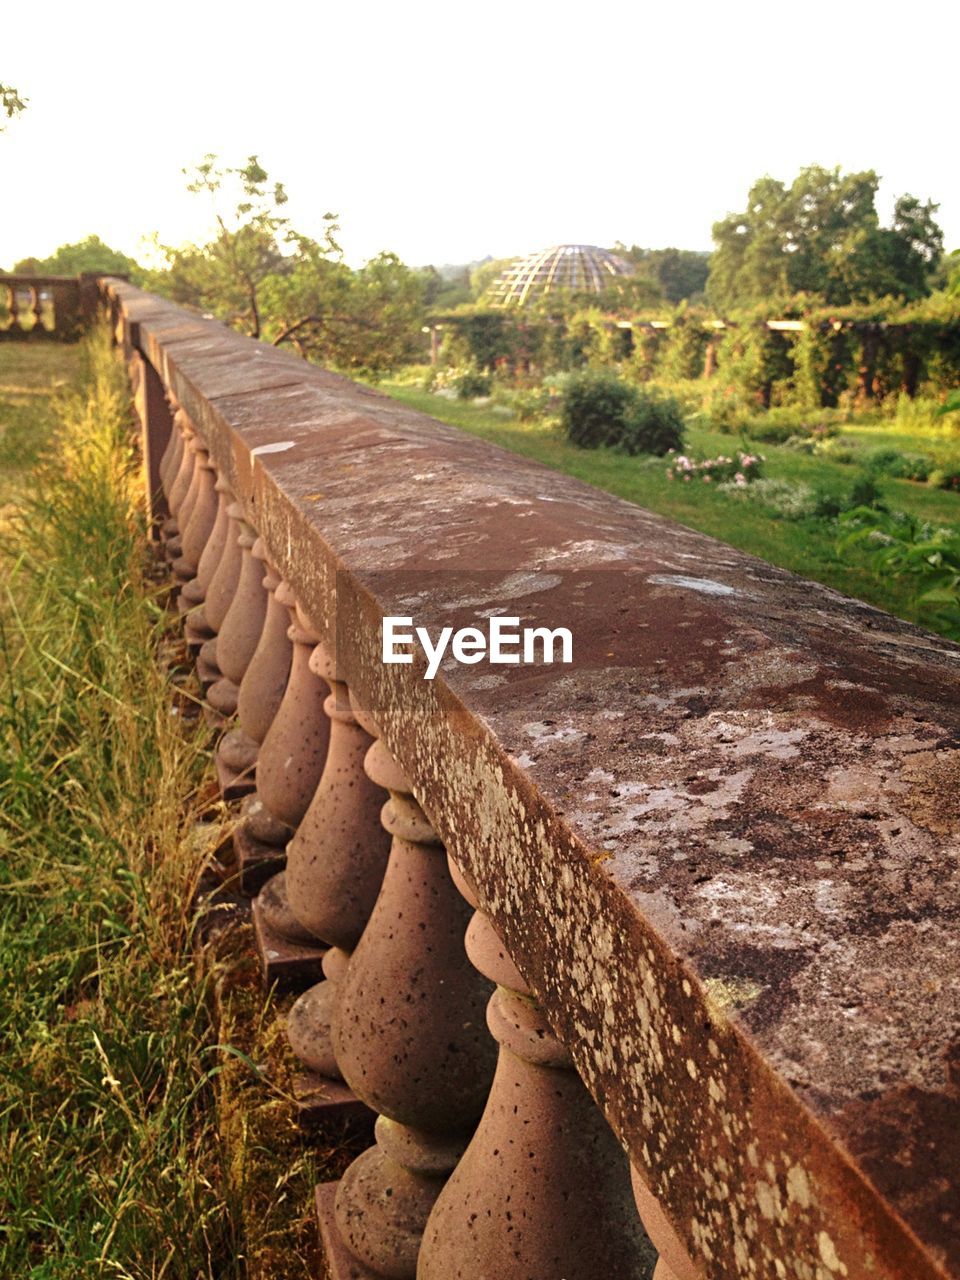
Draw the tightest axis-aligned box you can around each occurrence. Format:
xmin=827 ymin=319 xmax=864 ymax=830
xmin=592 ymin=273 xmax=664 ymax=314
xmin=13 ymin=235 xmax=141 ymax=279
xmin=150 ymin=155 xmax=423 ymax=374
xmin=614 ymin=245 xmax=711 ymax=303
xmin=1 ymin=83 xmax=26 ymax=129
xmin=418 ymin=265 xmax=472 ymax=309
xmin=150 ymin=154 xmax=341 ymax=338
xmin=262 ymin=248 xmax=425 ymax=375
xmin=708 ymin=166 xmax=943 ymax=309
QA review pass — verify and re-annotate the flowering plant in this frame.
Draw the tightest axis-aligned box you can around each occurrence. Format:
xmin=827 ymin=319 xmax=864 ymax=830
xmin=666 ymin=450 xmax=764 ymax=485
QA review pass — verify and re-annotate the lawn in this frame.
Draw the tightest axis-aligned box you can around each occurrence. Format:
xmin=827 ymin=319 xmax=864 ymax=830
xmin=379 ymin=380 xmax=960 ymax=631
xmin=0 ymin=340 xmax=80 ymax=504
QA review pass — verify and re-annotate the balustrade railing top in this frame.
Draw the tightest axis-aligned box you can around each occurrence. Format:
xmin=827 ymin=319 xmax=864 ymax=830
xmin=104 ymin=277 xmax=960 ymax=1280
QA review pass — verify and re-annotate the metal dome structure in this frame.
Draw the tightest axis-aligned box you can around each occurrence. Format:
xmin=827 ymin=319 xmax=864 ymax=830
xmin=488 ymin=244 xmax=634 ymax=307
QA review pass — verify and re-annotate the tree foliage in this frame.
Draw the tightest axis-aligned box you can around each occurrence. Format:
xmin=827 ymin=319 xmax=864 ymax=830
xmin=418 ymin=264 xmax=472 ymax=309
xmin=149 ymin=155 xmax=331 ymax=338
xmin=148 ymin=156 xmax=425 ymax=375
xmin=614 ymin=246 xmax=711 ymax=303
xmin=261 ymin=249 xmax=425 ymax=374
xmin=708 ymin=166 xmax=943 ymax=310
xmin=13 ymin=235 xmax=141 ymax=279
xmin=1 ymin=83 xmax=26 ymax=129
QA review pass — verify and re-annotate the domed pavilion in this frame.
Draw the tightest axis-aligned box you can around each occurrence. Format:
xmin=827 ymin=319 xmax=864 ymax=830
xmin=488 ymin=244 xmax=634 ymax=307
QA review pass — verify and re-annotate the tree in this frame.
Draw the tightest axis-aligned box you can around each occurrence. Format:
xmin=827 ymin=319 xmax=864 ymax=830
xmin=418 ymin=265 xmax=472 ymax=309
xmin=851 ymin=194 xmax=943 ymax=300
xmin=150 ymin=155 xmax=424 ymax=375
xmin=150 ymin=155 xmax=340 ymax=338
xmin=707 ymin=166 xmax=943 ymax=310
xmin=1 ymin=83 xmax=26 ymax=130
xmin=261 ymin=248 xmax=425 ymax=375
xmin=614 ymin=246 xmax=711 ymax=303
xmin=13 ymin=235 xmax=141 ymax=279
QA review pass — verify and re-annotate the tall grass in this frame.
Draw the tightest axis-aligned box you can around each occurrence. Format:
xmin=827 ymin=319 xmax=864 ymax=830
xmin=0 ymin=330 xmax=240 ymax=1278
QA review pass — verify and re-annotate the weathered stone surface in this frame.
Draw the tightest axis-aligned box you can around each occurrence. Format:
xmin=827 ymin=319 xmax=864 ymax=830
xmin=106 ymin=278 xmax=960 ymax=1280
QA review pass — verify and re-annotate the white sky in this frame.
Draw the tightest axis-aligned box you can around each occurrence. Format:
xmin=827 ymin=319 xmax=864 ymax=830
xmin=3 ymin=0 xmax=958 ymax=270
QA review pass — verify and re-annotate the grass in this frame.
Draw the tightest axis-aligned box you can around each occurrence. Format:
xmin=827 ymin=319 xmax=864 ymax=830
xmin=379 ymin=379 xmax=960 ymax=630
xmin=0 ymin=341 xmax=80 ymax=506
xmin=0 ymin=335 xmax=352 ymax=1279
xmin=0 ymin=331 xmax=239 ymax=1278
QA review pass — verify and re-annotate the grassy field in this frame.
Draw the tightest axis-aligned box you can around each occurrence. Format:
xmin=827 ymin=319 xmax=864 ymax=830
xmin=379 ymin=380 xmax=960 ymax=629
xmin=0 ymin=342 xmax=81 ymax=506
xmin=0 ymin=338 xmax=349 ymax=1280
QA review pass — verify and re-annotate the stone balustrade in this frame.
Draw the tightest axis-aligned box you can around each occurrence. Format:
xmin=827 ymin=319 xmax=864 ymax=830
xmin=0 ymin=273 xmax=104 ymax=339
xmin=104 ymin=276 xmax=960 ymax=1280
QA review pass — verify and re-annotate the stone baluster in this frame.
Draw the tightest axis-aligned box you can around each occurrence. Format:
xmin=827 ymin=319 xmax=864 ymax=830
xmin=206 ymin=514 xmax=267 ymax=724
xmin=180 ymin=474 xmax=231 ymax=636
xmin=200 ymin=517 xmax=264 ymax=747
xmin=165 ymin=429 xmax=201 ymax=564
xmin=30 ymin=285 xmax=44 ymax=331
xmin=161 ymin=411 xmax=195 ymax=550
xmin=285 ymin=656 xmax=390 ymax=944
xmin=631 ymin=1167 xmax=700 ymax=1280
xmin=316 ymin=716 xmax=497 ymax=1280
xmin=232 ymin=588 xmax=329 ymax=893
xmin=260 ymin=661 xmax=390 ymax=1035
xmin=4 ymin=283 xmax=17 ymax=331
xmin=217 ymin=547 xmax=291 ymax=791
xmin=192 ymin=499 xmax=244 ymax=674
xmin=417 ymin=860 xmax=656 ymax=1280
xmin=159 ymin=403 xmax=186 ymax=504
xmin=173 ymin=442 xmax=217 ymax=588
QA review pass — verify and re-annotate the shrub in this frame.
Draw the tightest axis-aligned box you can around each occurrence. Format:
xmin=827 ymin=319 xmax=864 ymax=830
xmin=866 ymin=448 xmax=932 ymax=482
xmin=848 ymin=472 xmax=886 ymax=509
xmin=811 ymin=490 xmax=846 ymax=519
xmin=818 ymin=439 xmax=858 ymax=465
xmin=783 ymin=434 xmax=859 ymax=464
xmin=492 ymin=383 xmax=553 ymax=422
xmin=667 ymin=450 xmax=763 ymax=485
xmin=560 ymin=370 xmax=636 ymax=449
xmin=718 ymin=477 xmax=818 ymax=519
xmin=807 ymin=472 xmax=886 ymax=520
xmin=619 ymin=388 xmax=686 ymax=455
xmin=560 ymin=371 xmax=684 ymax=455
xmin=927 ymin=467 xmax=960 ymax=492
xmin=705 ymin=388 xmax=754 ymax=433
xmin=742 ymin=412 xmax=839 ymax=444
xmin=742 ymin=419 xmax=799 ymax=444
xmin=454 ymin=369 xmax=492 ymax=399
xmin=427 ymin=364 xmax=492 ymax=398
xmin=837 ymin=509 xmax=960 ymax=639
